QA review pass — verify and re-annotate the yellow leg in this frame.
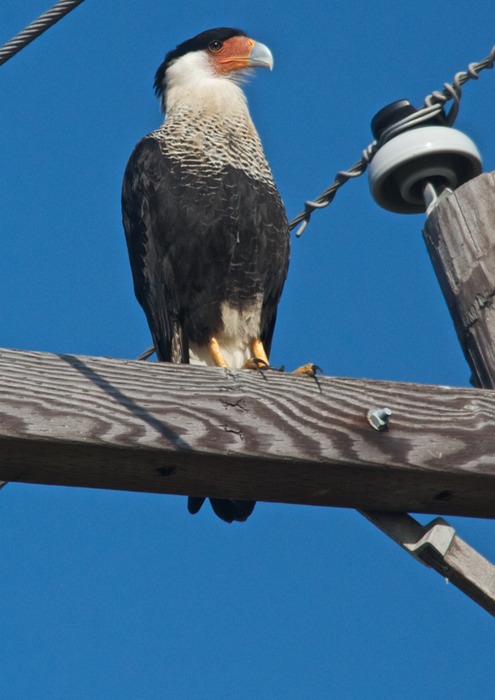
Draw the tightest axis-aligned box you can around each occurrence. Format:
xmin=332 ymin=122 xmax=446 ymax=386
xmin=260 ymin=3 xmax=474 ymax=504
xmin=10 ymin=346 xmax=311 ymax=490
xmin=250 ymin=338 xmax=269 ymax=366
xmin=207 ymin=337 xmax=229 ymax=368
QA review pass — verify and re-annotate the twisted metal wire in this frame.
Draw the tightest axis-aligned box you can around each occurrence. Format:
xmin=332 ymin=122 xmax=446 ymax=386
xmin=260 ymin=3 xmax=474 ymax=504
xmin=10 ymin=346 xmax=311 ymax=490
xmin=0 ymin=0 xmax=85 ymax=67
xmin=291 ymin=44 xmax=495 ymax=237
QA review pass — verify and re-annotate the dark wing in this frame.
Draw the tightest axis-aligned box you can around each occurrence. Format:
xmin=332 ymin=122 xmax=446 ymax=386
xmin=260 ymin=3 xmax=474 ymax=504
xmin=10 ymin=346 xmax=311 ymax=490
xmin=122 ymin=137 xmax=181 ymax=361
xmin=122 ymin=136 xmax=290 ymax=362
xmin=246 ymin=175 xmax=290 ymax=356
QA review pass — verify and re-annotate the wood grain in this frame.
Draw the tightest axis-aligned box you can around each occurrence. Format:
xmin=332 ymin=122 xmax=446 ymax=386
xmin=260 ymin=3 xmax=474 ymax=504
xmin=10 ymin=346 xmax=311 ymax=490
xmin=1 ymin=347 xmax=495 ymax=517
xmin=423 ymin=171 xmax=495 ymax=388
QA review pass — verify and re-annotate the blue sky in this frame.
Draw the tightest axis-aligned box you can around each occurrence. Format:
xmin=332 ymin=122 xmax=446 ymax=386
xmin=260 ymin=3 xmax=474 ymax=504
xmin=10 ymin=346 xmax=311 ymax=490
xmin=1 ymin=1 xmax=495 ymax=698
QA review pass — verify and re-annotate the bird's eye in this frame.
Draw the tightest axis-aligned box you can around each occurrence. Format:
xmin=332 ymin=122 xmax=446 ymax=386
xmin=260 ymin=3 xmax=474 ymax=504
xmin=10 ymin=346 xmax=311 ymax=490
xmin=208 ymin=40 xmax=223 ymax=52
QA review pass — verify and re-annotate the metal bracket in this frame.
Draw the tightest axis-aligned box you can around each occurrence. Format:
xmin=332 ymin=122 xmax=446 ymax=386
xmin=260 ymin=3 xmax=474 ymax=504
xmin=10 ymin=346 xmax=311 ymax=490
xmin=403 ymin=517 xmax=456 ymax=561
xmin=360 ymin=510 xmax=495 ymax=616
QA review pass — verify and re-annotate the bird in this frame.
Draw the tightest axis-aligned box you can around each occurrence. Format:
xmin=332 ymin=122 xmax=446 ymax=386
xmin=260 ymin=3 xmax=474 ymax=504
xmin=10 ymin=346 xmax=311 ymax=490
xmin=122 ymin=27 xmax=290 ymax=523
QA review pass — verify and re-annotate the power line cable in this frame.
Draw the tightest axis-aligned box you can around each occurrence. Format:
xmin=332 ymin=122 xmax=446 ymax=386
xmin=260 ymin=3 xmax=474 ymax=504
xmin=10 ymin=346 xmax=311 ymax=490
xmin=290 ymin=44 xmax=495 ymax=236
xmin=0 ymin=0 xmax=85 ymax=67
xmin=2 ymin=6 xmax=491 ymax=241
xmin=138 ymin=44 xmax=495 ymax=360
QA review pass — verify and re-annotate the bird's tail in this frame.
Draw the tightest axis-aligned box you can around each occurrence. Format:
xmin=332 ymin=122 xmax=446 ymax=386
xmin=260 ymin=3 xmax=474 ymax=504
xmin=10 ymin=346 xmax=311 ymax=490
xmin=187 ymin=496 xmax=255 ymax=523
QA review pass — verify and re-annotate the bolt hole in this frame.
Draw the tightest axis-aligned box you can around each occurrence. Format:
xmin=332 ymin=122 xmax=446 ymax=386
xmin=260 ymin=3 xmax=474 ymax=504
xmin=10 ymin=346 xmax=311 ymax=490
xmin=434 ymin=490 xmax=453 ymax=501
xmin=157 ymin=466 xmax=176 ymax=477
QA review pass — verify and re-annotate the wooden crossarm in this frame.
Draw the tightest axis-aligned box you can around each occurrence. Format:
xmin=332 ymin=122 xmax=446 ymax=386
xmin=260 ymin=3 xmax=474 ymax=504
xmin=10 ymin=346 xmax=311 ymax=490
xmin=0 ymin=347 xmax=494 ymax=518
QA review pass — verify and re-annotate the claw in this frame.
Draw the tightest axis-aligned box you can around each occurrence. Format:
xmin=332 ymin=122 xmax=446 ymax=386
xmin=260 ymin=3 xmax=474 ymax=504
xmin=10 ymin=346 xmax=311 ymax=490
xmin=243 ymin=357 xmax=285 ymax=379
xmin=293 ymin=363 xmax=323 ymax=393
xmin=293 ymin=363 xmax=323 ymax=377
xmin=242 ymin=357 xmax=269 ymax=371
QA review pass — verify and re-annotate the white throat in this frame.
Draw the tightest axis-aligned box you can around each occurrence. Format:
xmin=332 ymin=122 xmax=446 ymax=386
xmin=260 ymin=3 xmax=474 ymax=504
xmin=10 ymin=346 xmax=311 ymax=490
xmin=164 ymin=51 xmax=249 ymax=116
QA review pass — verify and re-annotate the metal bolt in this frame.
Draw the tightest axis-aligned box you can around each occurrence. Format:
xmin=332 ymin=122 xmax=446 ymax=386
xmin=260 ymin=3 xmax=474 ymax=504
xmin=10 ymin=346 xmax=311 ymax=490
xmin=367 ymin=407 xmax=392 ymax=431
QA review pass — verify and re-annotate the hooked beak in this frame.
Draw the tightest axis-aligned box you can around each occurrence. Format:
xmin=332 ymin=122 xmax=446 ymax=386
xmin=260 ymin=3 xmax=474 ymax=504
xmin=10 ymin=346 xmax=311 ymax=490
xmin=247 ymin=40 xmax=274 ymax=70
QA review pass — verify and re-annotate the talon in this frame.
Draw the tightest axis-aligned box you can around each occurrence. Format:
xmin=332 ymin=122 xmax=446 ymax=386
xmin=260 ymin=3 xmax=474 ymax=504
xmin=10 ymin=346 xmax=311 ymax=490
xmin=242 ymin=358 xmax=285 ymax=377
xmin=242 ymin=357 xmax=269 ymax=371
xmin=293 ymin=362 xmax=323 ymax=393
xmin=293 ymin=363 xmax=323 ymax=377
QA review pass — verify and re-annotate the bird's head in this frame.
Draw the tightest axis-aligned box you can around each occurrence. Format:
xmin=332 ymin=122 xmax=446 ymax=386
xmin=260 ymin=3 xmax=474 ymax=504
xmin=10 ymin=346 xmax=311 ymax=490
xmin=154 ymin=28 xmax=274 ymax=112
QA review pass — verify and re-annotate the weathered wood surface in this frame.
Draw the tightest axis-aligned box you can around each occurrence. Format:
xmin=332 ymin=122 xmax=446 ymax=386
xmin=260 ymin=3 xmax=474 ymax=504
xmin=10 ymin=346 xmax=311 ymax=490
xmin=362 ymin=511 xmax=495 ymax=616
xmin=443 ymin=535 xmax=495 ymax=614
xmin=1 ymin=348 xmax=495 ymax=517
xmin=423 ymin=170 xmax=495 ymax=388
xmin=420 ymin=170 xmax=495 ymax=612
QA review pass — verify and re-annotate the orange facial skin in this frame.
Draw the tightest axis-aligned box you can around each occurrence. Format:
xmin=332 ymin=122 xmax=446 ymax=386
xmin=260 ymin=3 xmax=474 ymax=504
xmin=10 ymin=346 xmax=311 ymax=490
xmin=208 ymin=36 xmax=272 ymax=74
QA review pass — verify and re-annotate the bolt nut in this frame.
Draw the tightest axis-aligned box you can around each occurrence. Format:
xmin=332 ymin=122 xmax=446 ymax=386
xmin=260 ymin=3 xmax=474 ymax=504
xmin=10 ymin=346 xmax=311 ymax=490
xmin=367 ymin=407 xmax=392 ymax=431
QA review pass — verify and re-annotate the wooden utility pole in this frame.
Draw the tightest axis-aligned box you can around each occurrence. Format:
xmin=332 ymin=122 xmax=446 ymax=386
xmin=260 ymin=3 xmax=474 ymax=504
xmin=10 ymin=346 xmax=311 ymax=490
xmin=423 ymin=171 xmax=495 ymax=387
xmin=365 ymin=169 xmax=495 ymax=615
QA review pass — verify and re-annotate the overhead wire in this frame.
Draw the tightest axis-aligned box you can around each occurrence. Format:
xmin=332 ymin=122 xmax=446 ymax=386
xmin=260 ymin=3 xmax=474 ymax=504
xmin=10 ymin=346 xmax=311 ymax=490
xmin=290 ymin=44 xmax=495 ymax=237
xmin=0 ymin=0 xmax=85 ymax=67
xmin=1 ymin=7 xmax=492 ymax=239
xmin=138 ymin=44 xmax=495 ymax=360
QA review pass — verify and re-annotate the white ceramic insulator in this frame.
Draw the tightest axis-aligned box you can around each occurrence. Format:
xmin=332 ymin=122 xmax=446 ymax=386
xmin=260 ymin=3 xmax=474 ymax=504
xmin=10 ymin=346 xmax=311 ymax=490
xmin=368 ymin=126 xmax=482 ymax=214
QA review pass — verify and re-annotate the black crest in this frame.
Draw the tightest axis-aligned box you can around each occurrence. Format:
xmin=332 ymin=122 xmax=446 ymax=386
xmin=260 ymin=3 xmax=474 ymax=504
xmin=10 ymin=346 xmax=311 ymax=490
xmin=153 ymin=27 xmax=247 ymax=103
